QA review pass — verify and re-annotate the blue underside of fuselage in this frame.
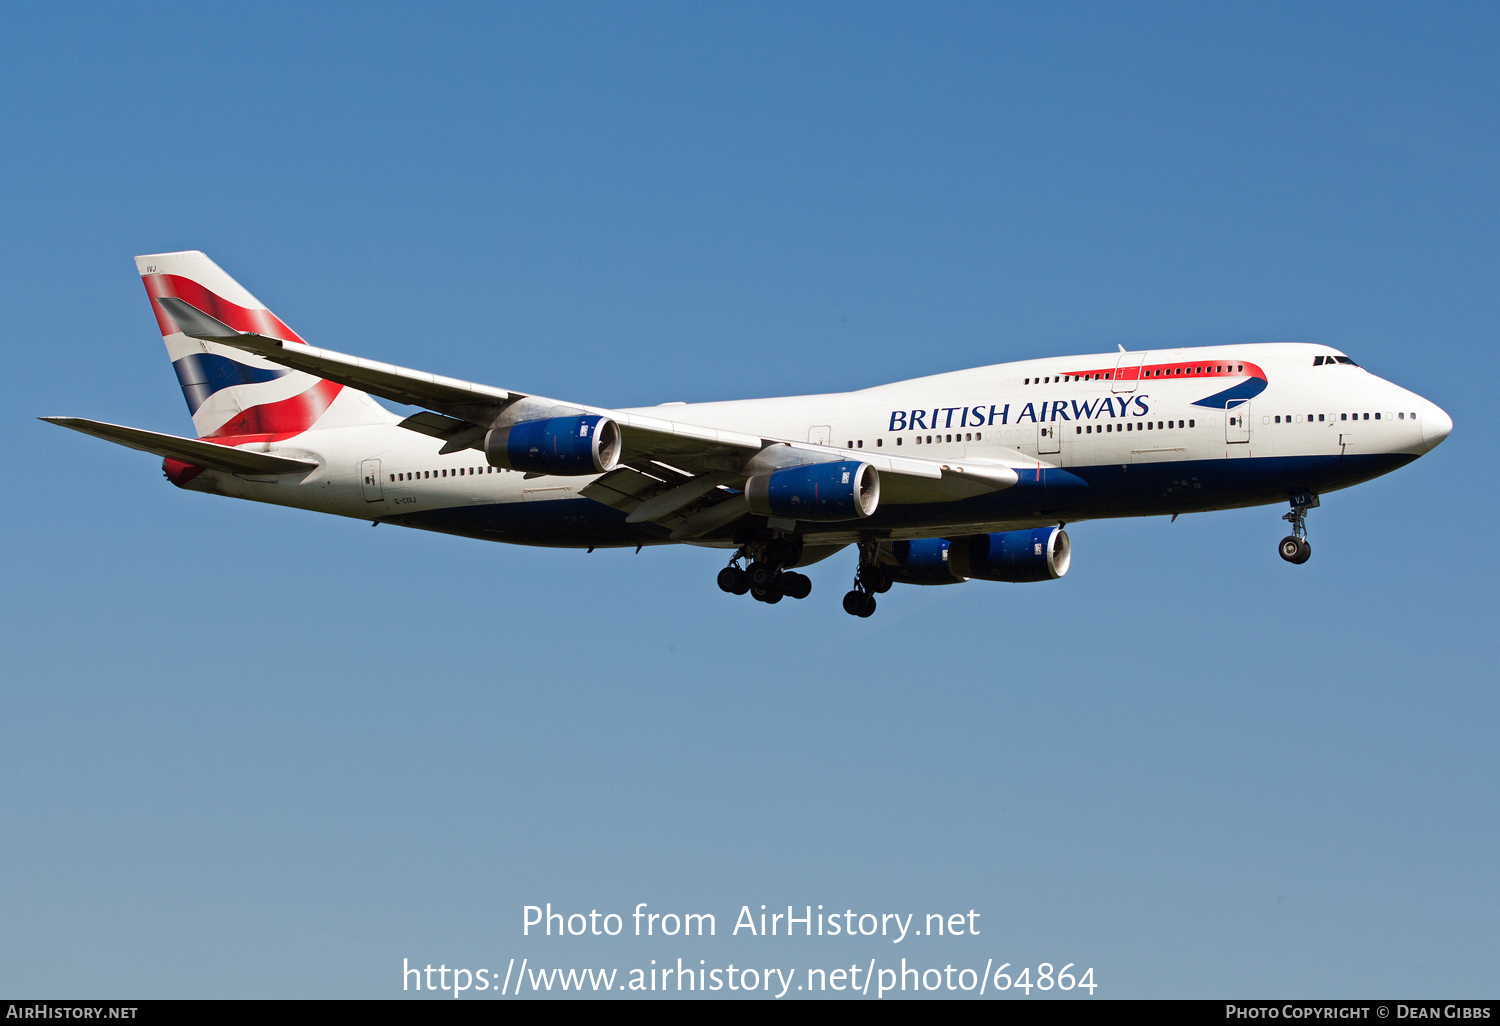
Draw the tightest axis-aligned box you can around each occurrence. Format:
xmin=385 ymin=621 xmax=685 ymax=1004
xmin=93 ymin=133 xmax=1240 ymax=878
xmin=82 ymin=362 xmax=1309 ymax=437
xmin=384 ymin=453 xmax=1415 ymax=548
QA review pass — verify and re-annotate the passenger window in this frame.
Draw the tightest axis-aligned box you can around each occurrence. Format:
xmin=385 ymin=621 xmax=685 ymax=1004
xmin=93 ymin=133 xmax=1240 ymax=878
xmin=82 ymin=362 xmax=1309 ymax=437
xmin=897 ymin=437 xmax=903 ymax=445
xmin=1275 ymin=416 xmax=1280 ymax=423
xmin=1363 ymin=413 xmax=1369 ymax=420
xmin=1076 ymin=426 xmax=1082 ymax=434
xmin=876 ymin=439 xmax=883 ymax=447
xmin=1318 ymin=415 xmax=1324 ymax=421
xmin=1374 ymin=413 xmax=1380 ymax=420
xmin=975 ymin=432 xmax=981 ymax=440
xmin=1188 ymin=420 xmax=1194 ymax=428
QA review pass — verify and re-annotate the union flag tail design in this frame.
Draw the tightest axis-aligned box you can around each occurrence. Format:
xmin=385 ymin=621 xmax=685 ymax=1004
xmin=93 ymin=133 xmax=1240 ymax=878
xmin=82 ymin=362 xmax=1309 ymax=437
xmin=136 ymin=251 xmax=392 ymax=441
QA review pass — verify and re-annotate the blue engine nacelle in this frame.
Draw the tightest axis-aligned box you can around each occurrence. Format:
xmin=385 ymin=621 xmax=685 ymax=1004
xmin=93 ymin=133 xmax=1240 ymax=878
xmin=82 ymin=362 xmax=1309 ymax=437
xmin=884 ymin=538 xmax=964 ymax=585
xmin=745 ymin=460 xmax=880 ymax=522
xmin=949 ymin=526 xmax=1070 ymax=582
xmin=484 ymin=415 xmax=622 ymax=475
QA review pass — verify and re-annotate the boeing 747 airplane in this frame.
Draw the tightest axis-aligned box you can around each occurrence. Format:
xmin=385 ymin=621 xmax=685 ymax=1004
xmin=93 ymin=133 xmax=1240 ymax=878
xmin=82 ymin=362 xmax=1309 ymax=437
xmin=45 ymin=251 xmax=1453 ymax=616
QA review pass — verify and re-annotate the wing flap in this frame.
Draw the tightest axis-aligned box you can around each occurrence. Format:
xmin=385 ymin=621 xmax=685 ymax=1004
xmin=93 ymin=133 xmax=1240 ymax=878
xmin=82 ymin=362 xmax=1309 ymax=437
xmin=42 ymin=417 xmax=317 ymax=475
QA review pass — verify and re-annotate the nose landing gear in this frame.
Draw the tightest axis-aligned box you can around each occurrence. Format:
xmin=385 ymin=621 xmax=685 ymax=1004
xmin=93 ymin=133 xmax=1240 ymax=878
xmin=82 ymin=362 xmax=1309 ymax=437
xmin=1278 ymin=492 xmax=1318 ymax=564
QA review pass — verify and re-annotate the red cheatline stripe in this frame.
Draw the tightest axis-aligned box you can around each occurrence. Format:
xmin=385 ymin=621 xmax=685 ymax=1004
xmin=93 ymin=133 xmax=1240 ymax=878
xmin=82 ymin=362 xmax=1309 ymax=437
xmin=141 ymin=273 xmax=305 ymax=344
xmin=1057 ymin=360 xmax=1266 ymax=382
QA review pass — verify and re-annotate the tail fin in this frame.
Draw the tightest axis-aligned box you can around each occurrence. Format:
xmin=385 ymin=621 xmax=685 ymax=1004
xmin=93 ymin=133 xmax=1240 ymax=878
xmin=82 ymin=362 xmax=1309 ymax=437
xmin=136 ymin=251 xmax=393 ymax=440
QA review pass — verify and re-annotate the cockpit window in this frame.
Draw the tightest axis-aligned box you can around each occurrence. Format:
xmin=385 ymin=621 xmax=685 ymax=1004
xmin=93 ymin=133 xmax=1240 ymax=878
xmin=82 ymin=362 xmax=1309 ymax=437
xmin=1315 ymin=355 xmax=1361 ymax=367
xmin=1335 ymin=356 xmax=1359 ymax=366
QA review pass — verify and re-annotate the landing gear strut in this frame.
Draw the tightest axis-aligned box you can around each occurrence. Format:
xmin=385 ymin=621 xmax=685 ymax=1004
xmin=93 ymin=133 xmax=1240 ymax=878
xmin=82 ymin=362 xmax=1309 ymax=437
xmin=842 ymin=540 xmax=887 ymax=617
xmin=716 ymin=539 xmax=812 ymax=602
xmin=1278 ymin=492 xmax=1318 ymax=564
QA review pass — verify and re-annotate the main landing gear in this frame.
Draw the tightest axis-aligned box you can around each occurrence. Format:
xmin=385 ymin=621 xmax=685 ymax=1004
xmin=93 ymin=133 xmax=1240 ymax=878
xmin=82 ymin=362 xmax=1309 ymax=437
xmin=1278 ymin=492 xmax=1318 ymax=565
xmin=717 ymin=537 xmax=812 ymax=604
xmin=842 ymin=541 xmax=891 ymax=617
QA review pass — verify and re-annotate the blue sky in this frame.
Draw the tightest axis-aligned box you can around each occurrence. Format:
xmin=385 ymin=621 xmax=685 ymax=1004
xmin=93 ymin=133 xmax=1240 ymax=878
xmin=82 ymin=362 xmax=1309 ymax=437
xmin=1 ymin=1 xmax=1495 ymax=999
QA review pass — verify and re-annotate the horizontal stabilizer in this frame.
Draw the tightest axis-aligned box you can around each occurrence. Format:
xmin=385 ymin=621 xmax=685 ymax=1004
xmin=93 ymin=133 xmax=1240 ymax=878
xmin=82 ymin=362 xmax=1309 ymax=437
xmin=41 ymin=417 xmax=317 ymax=476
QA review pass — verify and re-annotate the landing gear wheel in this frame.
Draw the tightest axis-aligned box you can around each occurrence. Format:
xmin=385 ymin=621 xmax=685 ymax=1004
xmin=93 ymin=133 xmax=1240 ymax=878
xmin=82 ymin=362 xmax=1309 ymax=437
xmin=1278 ymin=536 xmax=1312 ymax=564
xmin=842 ymin=590 xmax=876 ymax=617
xmin=747 ymin=561 xmax=777 ymax=589
xmin=717 ymin=566 xmax=749 ymax=594
xmin=752 ymin=571 xmax=784 ymax=603
xmin=780 ymin=572 xmax=812 ymax=600
xmin=859 ymin=564 xmax=892 ymax=594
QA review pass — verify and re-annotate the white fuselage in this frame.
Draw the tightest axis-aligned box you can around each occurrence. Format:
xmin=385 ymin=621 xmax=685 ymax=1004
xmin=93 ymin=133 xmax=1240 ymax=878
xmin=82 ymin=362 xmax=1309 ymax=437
xmin=176 ymin=342 xmax=1450 ymax=548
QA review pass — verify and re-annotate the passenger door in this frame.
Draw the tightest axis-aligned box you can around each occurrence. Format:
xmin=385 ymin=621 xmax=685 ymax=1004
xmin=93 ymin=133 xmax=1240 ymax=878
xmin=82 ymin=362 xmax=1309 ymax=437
xmin=1113 ymin=352 xmax=1145 ymax=393
xmin=1225 ymin=404 xmax=1250 ymax=444
xmin=360 ymin=459 xmax=384 ymax=501
xmin=808 ymin=425 xmax=832 ymax=445
xmin=1039 ymin=422 xmax=1061 ymax=454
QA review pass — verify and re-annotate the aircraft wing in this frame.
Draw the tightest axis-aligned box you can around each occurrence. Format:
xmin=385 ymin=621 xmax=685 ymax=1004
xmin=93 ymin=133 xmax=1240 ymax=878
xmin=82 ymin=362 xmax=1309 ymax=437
xmin=154 ymin=297 xmax=518 ymax=428
xmin=41 ymin=417 xmax=318 ymax=476
xmin=156 ymin=296 xmax=1032 ymax=532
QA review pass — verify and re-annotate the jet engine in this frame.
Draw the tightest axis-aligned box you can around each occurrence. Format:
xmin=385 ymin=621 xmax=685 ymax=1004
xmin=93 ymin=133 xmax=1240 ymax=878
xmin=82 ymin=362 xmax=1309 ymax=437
xmin=745 ymin=461 xmax=880 ymax=522
xmin=884 ymin=538 xmax=965 ymax=585
xmin=948 ymin=526 xmax=1070 ymax=583
xmin=485 ymin=415 xmax=622 ymax=475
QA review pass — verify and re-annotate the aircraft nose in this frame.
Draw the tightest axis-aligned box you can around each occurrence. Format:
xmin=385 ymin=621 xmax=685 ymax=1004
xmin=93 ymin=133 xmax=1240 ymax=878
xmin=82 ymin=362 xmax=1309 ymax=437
xmin=1421 ymin=400 xmax=1453 ymax=452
